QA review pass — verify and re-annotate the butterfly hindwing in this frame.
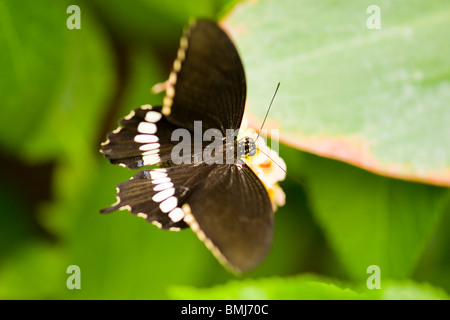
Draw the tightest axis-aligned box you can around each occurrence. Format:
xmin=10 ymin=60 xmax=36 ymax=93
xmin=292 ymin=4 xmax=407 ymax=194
xmin=163 ymin=19 xmax=247 ymax=135
xmin=101 ymin=163 xmax=218 ymax=230
xmin=183 ymin=163 xmax=273 ymax=273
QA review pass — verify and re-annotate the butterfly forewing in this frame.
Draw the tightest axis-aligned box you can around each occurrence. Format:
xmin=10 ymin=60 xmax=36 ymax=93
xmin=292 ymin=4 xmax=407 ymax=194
xmin=163 ymin=19 xmax=247 ymax=135
xmin=101 ymin=106 xmax=187 ymax=169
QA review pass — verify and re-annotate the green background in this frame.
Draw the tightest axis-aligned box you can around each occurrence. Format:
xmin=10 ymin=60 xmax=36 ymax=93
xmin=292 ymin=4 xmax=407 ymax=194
xmin=0 ymin=0 xmax=448 ymax=299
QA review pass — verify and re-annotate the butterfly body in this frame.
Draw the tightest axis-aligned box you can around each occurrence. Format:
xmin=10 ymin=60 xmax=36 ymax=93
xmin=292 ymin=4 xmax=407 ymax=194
xmin=101 ymin=19 xmax=274 ymax=273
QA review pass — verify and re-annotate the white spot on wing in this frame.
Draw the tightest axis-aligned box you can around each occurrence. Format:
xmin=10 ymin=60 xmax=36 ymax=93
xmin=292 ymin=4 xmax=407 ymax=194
xmin=168 ymin=207 xmax=184 ymax=223
xmin=112 ymin=127 xmax=122 ymax=134
xmin=159 ymin=196 xmax=177 ymax=213
xmin=180 ymin=36 xmax=188 ymax=49
xmin=135 ymin=134 xmax=158 ymax=144
xmin=145 ymin=111 xmax=162 ymax=123
xmin=150 ymin=170 xmax=167 ymax=180
xmin=152 ymin=221 xmax=163 ymax=229
xmin=152 ymin=188 xmax=175 ymax=202
xmin=169 ymin=72 xmax=177 ymax=85
xmin=143 ymin=154 xmax=161 ymax=166
xmin=177 ymin=48 xmax=185 ymax=62
xmin=166 ymin=86 xmax=175 ymax=98
xmin=139 ymin=143 xmax=159 ymax=151
xmin=153 ymin=182 xmax=174 ymax=191
xmin=173 ymin=59 xmax=182 ymax=72
xmin=138 ymin=135 xmax=159 ymax=145
xmin=142 ymin=149 xmax=159 ymax=156
xmin=137 ymin=122 xmax=157 ymax=134
xmin=124 ymin=110 xmax=136 ymax=120
xmin=151 ymin=177 xmax=171 ymax=184
xmin=141 ymin=104 xmax=153 ymax=110
xmin=162 ymin=96 xmax=173 ymax=116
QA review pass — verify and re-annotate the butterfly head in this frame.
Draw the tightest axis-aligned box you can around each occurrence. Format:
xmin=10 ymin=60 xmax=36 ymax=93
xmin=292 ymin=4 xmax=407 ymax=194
xmin=237 ymin=123 xmax=286 ymax=211
xmin=240 ymin=136 xmax=257 ymax=158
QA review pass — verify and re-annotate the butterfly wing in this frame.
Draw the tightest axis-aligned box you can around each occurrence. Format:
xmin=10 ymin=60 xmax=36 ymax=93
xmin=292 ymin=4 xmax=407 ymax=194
xmin=101 ymin=160 xmax=273 ymax=273
xmin=101 ymin=105 xmax=194 ymax=169
xmin=101 ymin=20 xmax=246 ymax=167
xmin=100 ymin=163 xmax=217 ymax=231
xmin=183 ymin=163 xmax=273 ymax=273
xmin=163 ymin=19 xmax=246 ymax=134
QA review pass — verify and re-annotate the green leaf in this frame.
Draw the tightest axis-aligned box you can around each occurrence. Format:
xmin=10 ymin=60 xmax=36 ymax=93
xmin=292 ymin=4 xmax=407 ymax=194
xmin=0 ymin=242 xmax=65 ymax=299
xmin=0 ymin=0 xmax=66 ymax=151
xmin=89 ymin=0 xmax=230 ymax=45
xmin=167 ymin=274 xmax=450 ymax=300
xmin=0 ymin=0 xmax=115 ymax=161
xmin=223 ymin=0 xmax=450 ymax=186
xmin=168 ymin=274 xmax=366 ymax=300
xmin=380 ymin=280 xmax=450 ymax=300
xmin=300 ymin=151 xmax=450 ymax=280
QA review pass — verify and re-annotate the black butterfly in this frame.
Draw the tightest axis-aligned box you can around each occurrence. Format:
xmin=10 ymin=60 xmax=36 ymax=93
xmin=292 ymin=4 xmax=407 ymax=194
xmin=100 ymin=19 xmax=273 ymax=273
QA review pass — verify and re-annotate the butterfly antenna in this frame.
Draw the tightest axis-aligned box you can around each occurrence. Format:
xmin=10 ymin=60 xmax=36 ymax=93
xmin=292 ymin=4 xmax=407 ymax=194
xmin=255 ymin=82 xmax=280 ymax=142
xmin=252 ymin=82 xmax=305 ymax=187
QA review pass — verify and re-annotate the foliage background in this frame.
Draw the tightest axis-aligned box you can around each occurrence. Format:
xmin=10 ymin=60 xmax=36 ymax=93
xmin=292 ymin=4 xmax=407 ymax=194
xmin=0 ymin=0 xmax=448 ymax=299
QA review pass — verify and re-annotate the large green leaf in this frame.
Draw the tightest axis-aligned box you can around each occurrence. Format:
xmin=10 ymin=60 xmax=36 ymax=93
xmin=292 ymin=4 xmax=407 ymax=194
xmin=223 ymin=0 xmax=450 ymax=186
xmin=299 ymin=151 xmax=450 ymax=281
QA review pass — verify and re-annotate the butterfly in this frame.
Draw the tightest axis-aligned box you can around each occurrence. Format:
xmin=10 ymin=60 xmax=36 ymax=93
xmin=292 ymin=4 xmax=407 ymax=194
xmin=100 ymin=19 xmax=275 ymax=273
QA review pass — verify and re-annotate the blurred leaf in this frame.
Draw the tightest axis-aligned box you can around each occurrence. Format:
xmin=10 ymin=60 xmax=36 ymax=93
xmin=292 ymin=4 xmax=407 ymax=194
xmin=380 ymin=280 xmax=450 ymax=300
xmin=0 ymin=0 xmax=65 ymax=151
xmin=168 ymin=274 xmax=366 ymax=300
xmin=0 ymin=0 xmax=115 ymax=162
xmin=168 ymin=274 xmax=450 ymax=299
xmin=300 ymin=151 xmax=450 ymax=280
xmin=414 ymin=204 xmax=450 ymax=292
xmin=89 ymin=0 xmax=232 ymax=45
xmin=0 ymin=242 xmax=65 ymax=299
xmin=224 ymin=0 xmax=450 ymax=186
xmin=0 ymin=181 xmax=35 ymax=257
